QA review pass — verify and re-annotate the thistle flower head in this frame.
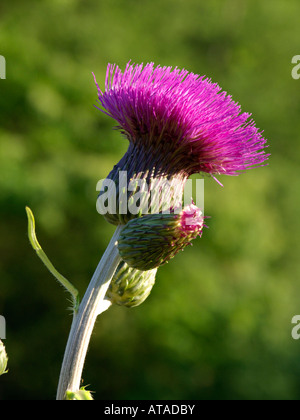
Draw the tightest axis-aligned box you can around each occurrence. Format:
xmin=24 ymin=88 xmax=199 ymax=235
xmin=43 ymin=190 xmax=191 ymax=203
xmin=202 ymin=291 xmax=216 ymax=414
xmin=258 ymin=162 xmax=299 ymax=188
xmin=94 ymin=61 xmax=269 ymax=178
xmin=117 ymin=204 xmax=205 ymax=271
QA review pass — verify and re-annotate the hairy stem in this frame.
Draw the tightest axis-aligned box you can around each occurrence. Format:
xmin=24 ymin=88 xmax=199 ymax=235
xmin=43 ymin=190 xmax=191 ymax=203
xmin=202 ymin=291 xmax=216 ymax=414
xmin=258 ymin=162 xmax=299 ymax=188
xmin=56 ymin=226 xmax=123 ymax=400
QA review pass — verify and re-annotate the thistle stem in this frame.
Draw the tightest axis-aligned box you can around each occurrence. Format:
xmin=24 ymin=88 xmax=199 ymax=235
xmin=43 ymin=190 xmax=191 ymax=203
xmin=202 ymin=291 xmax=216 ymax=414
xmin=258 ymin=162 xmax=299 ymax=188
xmin=56 ymin=226 xmax=123 ymax=400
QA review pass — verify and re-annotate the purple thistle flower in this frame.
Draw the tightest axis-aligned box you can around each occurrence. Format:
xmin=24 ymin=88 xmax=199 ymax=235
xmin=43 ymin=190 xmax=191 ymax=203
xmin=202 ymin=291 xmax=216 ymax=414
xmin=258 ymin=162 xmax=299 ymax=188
xmin=94 ymin=61 xmax=269 ymax=225
xmin=94 ymin=61 xmax=269 ymax=178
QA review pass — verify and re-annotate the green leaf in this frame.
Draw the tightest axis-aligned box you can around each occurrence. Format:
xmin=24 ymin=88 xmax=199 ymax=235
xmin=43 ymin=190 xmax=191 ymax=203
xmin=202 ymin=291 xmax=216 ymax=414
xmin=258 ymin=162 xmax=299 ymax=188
xmin=26 ymin=206 xmax=80 ymax=313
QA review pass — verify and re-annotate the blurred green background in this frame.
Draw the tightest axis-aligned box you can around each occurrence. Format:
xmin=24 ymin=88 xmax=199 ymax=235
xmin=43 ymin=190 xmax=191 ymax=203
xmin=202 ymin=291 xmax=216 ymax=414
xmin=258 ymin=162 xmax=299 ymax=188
xmin=1 ymin=0 xmax=300 ymax=400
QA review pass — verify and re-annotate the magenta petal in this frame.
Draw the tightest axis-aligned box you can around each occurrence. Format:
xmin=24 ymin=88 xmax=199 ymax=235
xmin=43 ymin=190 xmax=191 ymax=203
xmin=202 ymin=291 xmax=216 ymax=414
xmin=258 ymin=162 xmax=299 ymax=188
xmin=94 ymin=62 xmax=270 ymax=177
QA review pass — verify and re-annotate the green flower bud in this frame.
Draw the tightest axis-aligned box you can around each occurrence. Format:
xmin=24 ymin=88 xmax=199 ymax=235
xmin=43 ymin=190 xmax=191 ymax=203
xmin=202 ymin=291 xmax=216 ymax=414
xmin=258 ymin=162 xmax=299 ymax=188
xmin=0 ymin=340 xmax=8 ymax=376
xmin=118 ymin=204 xmax=205 ymax=271
xmin=106 ymin=260 xmax=157 ymax=307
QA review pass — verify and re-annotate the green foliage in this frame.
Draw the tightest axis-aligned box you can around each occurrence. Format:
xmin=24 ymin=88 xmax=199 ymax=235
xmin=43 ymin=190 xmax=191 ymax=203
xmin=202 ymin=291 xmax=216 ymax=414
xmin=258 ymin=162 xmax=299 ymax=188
xmin=25 ymin=207 xmax=80 ymax=313
xmin=66 ymin=387 xmax=94 ymax=401
xmin=1 ymin=0 xmax=300 ymax=400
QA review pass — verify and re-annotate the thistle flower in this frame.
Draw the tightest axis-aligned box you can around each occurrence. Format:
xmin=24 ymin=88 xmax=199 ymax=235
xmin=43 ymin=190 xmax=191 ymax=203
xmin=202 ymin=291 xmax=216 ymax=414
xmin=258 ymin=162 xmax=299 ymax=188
xmin=54 ymin=63 xmax=270 ymax=399
xmin=117 ymin=204 xmax=205 ymax=271
xmin=106 ymin=261 xmax=157 ymax=307
xmin=95 ymin=62 xmax=268 ymax=176
xmin=94 ymin=61 xmax=269 ymax=225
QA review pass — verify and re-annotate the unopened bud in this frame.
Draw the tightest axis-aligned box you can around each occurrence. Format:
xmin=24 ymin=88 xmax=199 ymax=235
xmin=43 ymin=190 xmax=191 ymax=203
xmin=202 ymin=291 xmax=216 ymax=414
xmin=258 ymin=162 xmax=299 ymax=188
xmin=106 ymin=261 xmax=157 ymax=307
xmin=118 ymin=204 xmax=205 ymax=270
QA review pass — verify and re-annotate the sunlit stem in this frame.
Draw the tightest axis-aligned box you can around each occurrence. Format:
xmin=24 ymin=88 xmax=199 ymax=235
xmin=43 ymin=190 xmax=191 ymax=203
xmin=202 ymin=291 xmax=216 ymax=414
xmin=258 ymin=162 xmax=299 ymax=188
xmin=56 ymin=226 xmax=123 ymax=400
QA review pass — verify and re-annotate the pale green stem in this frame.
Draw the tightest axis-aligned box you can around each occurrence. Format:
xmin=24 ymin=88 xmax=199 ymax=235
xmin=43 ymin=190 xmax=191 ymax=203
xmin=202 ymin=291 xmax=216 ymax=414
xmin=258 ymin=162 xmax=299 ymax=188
xmin=56 ymin=226 xmax=123 ymax=400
